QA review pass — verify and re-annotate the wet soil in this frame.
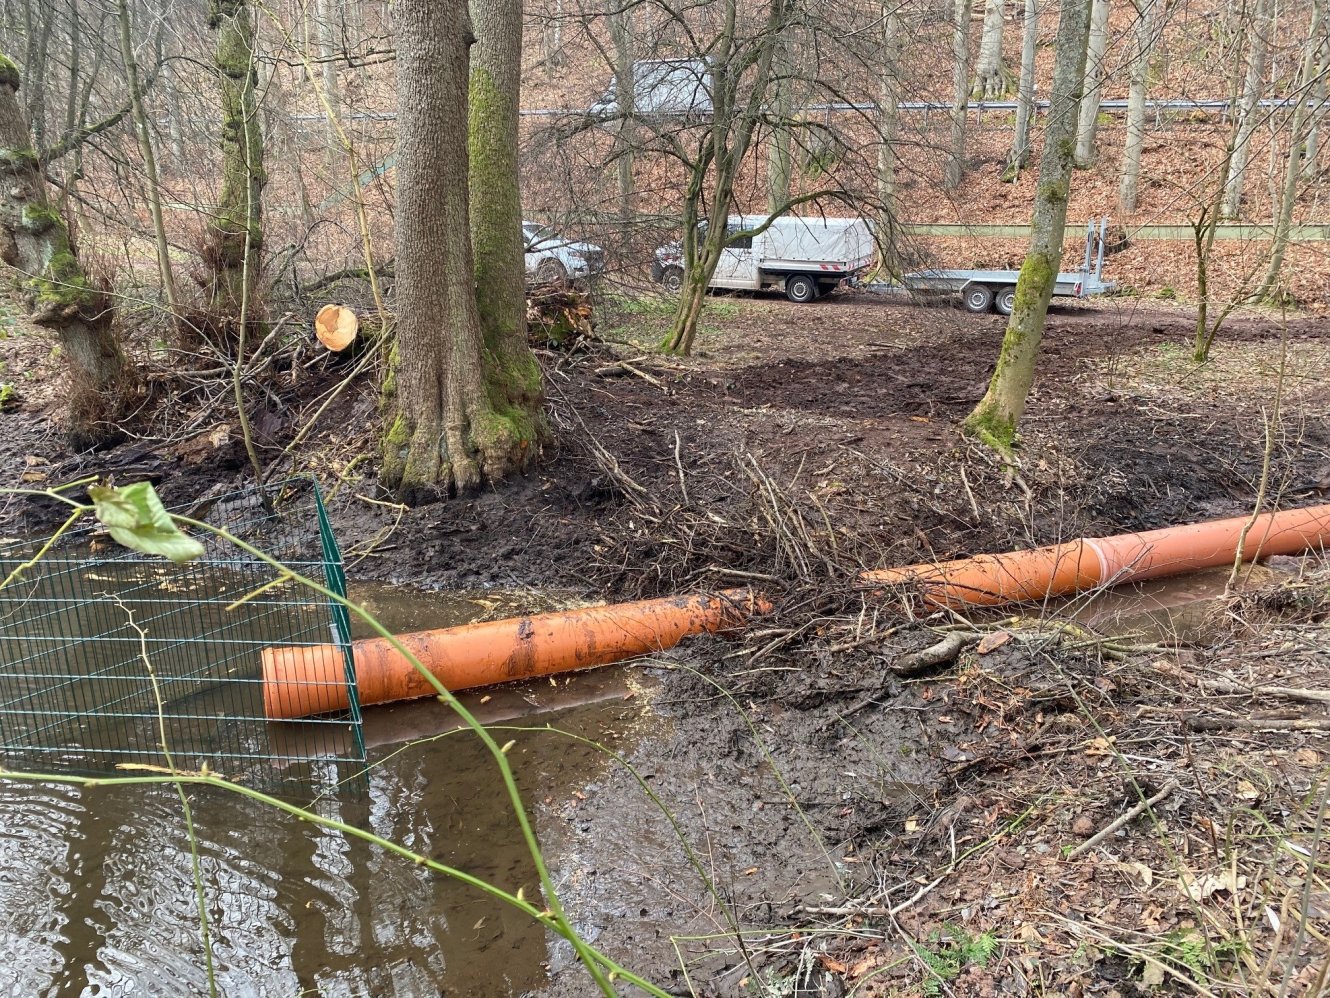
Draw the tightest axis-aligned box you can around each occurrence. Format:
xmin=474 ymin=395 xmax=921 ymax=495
xmin=2 ymin=291 xmax=1329 ymax=994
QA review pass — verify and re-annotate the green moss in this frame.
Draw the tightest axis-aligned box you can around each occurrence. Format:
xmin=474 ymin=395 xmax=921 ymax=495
xmin=26 ymin=249 xmax=94 ymax=309
xmin=0 ymin=147 xmax=38 ymax=172
xmin=0 ymin=54 xmax=20 ymax=90
xmin=20 ymin=202 xmax=60 ymax=235
xmin=962 ymin=403 xmax=1018 ymax=454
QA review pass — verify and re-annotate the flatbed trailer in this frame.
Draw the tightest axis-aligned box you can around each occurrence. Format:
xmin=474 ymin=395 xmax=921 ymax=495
xmin=887 ymin=218 xmax=1116 ymax=315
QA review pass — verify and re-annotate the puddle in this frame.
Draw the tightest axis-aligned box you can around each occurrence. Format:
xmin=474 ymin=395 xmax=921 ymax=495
xmin=0 ymin=581 xmax=651 ymax=995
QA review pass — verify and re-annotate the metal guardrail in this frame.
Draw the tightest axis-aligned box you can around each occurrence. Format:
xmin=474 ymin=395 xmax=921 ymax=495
xmin=903 ymin=222 xmax=1330 ymax=241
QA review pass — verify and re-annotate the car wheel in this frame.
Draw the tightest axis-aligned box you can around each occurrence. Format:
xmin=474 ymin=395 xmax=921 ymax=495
xmin=661 ymin=266 xmax=684 ymax=294
xmin=995 ymin=287 xmax=1017 ymax=315
xmin=785 ymin=274 xmax=818 ymax=303
xmin=534 ymin=259 xmax=568 ymax=287
xmin=963 ymin=284 xmax=996 ymax=313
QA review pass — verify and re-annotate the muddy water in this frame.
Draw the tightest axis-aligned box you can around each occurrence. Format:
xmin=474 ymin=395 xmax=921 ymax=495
xmin=0 ymin=582 xmax=649 ymax=996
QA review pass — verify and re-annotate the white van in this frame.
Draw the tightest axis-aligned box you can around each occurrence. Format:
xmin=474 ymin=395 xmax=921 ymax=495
xmin=589 ymin=58 xmax=714 ymax=119
xmin=652 ymin=215 xmax=876 ymax=302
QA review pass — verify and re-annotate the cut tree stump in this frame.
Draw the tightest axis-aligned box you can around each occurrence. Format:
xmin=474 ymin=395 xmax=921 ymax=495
xmin=315 ymin=304 xmax=359 ymax=352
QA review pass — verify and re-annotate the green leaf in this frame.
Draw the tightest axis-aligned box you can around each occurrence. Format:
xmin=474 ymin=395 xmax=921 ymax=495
xmin=88 ymin=482 xmax=205 ymax=563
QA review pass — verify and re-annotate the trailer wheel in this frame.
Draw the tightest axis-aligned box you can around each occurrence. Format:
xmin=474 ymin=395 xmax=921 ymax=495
xmin=660 ymin=266 xmax=684 ymax=294
xmin=785 ymin=274 xmax=818 ymax=303
xmin=995 ymin=287 xmax=1017 ymax=315
xmin=963 ymin=284 xmax=995 ymax=313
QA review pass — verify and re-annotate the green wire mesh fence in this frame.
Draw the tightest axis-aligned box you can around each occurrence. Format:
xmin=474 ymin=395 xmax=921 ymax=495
xmin=0 ymin=478 xmax=366 ymax=797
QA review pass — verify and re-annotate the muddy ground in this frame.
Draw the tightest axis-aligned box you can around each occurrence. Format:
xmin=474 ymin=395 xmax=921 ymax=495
xmin=2 ymin=290 xmax=1329 ymax=995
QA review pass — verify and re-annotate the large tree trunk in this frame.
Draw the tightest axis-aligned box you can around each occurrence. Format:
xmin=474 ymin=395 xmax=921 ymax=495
xmin=203 ymin=0 xmax=265 ymax=319
xmin=1221 ymin=0 xmax=1269 ymax=218
xmin=972 ymin=0 xmax=1007 ymax=99
xmin=608 ymin=3 xmax=635 ymax=218
xmin=944 ymin=0 xmax=970 ymax=189
xmin=963 ymin=0 xmax=1093 ymax=455
xmin=1117 ymin=0 xmax=1157 ymax=213
xmin=117 ymin=0 xmax=177 ymax=313
xmin=1002 ymin=0 xmax=1038 ymax=181
xmin=1258 ymin=0 xmax=1324 ymax=296
xmin=382 ymin=0 xmax=541 ymax=502
xmin=0 ymin=55 xmax=131 ymax=448
xmin=1073 ymin=0 xmax=1110 ymax=167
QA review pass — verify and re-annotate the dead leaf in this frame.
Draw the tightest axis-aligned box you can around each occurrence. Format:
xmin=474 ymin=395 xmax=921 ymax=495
xmin=909 ymin=415 xmax=931 ymax=423
xmin=19 ymin=470 xmax=46 ymax=482
xmin=1141 ymin=961 xmax=1165 ymax=987
xmin=1117 ymin=861 xmax=1154 ymax=888
xmin=23 ymin=455 xmax=48 ymax=466
xmin=742 ymin=866 xmax=759 ymax=876
xmin=1236 ymin=779 xmax=1260 ymax=801
xmin=941 ymin=744 xmax=972 ymax=763
xmin=978 ymin=630 xmax=1012 ymax=654
xmin=817 ymin=955 xmax=848 ymax=975
xmin=904 ymin=815 xmax=921 ymax=833
xmin=1085 ymin=736 xmax=1116 ymax=757
xmin=1293 ymin=748 xmax=1320 ymax=767
xmin=847 ymin=952 xmax=882 ymax=978
xmin=1180 ymin=870 xmax=1247 ymax=901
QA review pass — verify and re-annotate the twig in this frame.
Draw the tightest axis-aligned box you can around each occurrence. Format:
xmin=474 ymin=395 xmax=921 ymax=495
xmin=673 ymin=430 xmax=691 ymax=507
xmin=1194 ymin=676 xmax=1330 ymax=706
xmin=1068 ymin=780 xmax=1180 ymax=859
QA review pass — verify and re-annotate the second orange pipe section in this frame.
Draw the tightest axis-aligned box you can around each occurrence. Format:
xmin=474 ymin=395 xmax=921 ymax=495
xmin=861 ymin=504 xmax=1330 ymax=608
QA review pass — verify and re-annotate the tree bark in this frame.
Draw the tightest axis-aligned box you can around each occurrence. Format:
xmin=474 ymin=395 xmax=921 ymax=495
xmin=0 ymin=55 xmax=131 ymax=448
xmin=944 ymin=0 xmax=970 ymax=189
xmin=204 ymin=0 xmax=265 ymax=320
xmin=315 ymin=0 xmax=339 ymax=151
xmin=1002 ymin=0 xmax=1038 ymax=180
xmin=608 ymin=3 xmax=635 ymax=218
xmin=117 ymin=0 xmax=178 ymax=313
xmin=1073 ymin=0 xmax=1110 ymax=167
xmin=963 ymin=0 xmax=1093 ymax=454
xmin=767 ymin=28 xmax=795 ymax=214
xmin=1221 ymin=0 xmax=1270 ymax=218
xmin=1117 ymin=0 xmax=1157 ymax=213
xmin=1302 ymin=36 xmax=1328 ymax=179
xmin=972 ymin=0 xmax=1007 ymax=99
xmin=1258 ymin=0 xmax=1324 ymax=296
xmin=382 ymin=0 xmax=541 ymax=501
xmin=878 ymin=3 xmax=902 ymax=238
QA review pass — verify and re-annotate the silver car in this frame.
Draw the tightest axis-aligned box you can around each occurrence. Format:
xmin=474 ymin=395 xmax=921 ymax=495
xmin=522 ymin=221 xmax=605 ymax=285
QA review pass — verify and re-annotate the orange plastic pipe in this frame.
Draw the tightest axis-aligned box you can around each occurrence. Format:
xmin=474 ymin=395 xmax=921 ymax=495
xmin=861 ymin=504 xmax=1330 ymax=609
xmin=262 ymin=588 xmax=768 ymax=719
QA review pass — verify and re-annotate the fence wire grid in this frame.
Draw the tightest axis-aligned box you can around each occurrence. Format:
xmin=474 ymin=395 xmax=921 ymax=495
xmin=0 ymin=477 xmax=366 ymax=798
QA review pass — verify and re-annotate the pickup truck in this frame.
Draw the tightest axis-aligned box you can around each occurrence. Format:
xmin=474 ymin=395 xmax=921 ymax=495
xmin=652 ymin=215 xmax=876 ymax=302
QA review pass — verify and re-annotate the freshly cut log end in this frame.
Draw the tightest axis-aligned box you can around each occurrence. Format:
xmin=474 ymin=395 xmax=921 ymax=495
xmin=315 ymin=304 xmax=359 ymax=351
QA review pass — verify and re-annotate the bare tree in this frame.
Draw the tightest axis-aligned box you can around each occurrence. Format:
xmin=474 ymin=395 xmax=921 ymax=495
xmin=964 ymin=0 xmax=1094 ymax=454
xmin=608 ymin=2 xmax=635 ymax=217
xmin=878 ymin=1 xmax=904 ymax=223
xmin=972 ymin=0 xmax=1008 ymax=99
xmin=203 ymin=0 xmax=265 ymax=319
xmin=0 ymin=54 xmax=132 ymax=448
xmin=944 ymin=0 xmax=970 ymax=189
xmin=1222 ymin=0 xmax=1270 ymax=218
xmin=1003 ymin=0 xmax=1038 ymax=180
xmin=1117 ymin=0 xmax=1158 ymax=213
xmin=1073 ymin=0 xmax=1110 ymax=166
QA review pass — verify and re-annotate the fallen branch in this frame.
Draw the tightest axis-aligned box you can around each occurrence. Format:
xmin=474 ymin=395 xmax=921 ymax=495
xmin=595 ymin=359 xmax=665 ymax=391
xmin=1185 ymin=716 xmax=1330 ymax=733
xmin=1195 ymin=676 xmax=1330 ymax=706
xmin=892 ymin=631 xmax=974 ymax=676
xmin=1067 ymin=780 xmax=1180 ymax=859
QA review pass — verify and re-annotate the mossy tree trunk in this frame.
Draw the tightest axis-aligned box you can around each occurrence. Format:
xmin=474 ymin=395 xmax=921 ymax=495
xmin=0 ymin=56 xmax=131 ymax=448
xmin=1073 ymin=0 xmax=1110 ymax=167
xmin=767 ymin=29 xmax=795 ymax=214
xmin=972 ymin=0 xmax=1007 ymax=100
xmin=963 ymin=0 xmax=1093 ymax=456
xmin=382 ymin=0 xmax=541 ymax=503
xmin=468 ymin=0 xmax=546 ymax=461
xmin=204 ymin=0 xmax=265 ymax=319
